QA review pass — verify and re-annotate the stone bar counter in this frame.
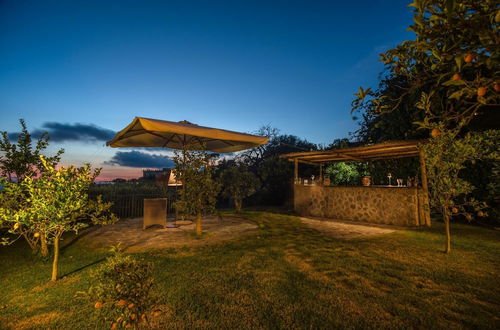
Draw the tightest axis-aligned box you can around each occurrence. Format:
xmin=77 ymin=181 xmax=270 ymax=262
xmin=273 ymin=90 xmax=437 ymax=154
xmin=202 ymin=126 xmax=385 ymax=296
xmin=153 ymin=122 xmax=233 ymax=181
xmin=294 ymin=184 xmax=430 ymax=227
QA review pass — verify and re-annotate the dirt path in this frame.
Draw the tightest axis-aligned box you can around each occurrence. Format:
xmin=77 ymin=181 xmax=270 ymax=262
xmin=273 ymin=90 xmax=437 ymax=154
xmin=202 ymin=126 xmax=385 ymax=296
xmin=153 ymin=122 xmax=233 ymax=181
xmin=299 ymin=216 xmax=400 ymax=239
xmin=81 ymin=215 xmax=258 ymax=252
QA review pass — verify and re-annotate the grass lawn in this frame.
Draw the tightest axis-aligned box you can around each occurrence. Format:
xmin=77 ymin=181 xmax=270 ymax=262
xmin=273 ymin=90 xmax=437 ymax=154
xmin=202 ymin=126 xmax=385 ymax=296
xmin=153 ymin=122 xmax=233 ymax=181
xmin=0 ymin=211 xmax=499 ymax=329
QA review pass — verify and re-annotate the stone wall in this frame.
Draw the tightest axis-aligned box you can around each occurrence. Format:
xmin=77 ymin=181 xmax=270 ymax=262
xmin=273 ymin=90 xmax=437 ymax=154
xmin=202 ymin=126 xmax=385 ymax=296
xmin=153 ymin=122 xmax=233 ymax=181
xmin=294 ymin=185 xmax=428 ymax=226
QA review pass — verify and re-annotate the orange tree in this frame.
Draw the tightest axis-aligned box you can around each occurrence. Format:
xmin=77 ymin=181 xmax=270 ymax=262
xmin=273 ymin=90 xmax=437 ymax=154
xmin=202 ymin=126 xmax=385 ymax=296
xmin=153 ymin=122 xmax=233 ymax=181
xmin=0 ymin=156 xmax=117 ymax=280
xmin=352 ymin=0 xmax=500 ymax=252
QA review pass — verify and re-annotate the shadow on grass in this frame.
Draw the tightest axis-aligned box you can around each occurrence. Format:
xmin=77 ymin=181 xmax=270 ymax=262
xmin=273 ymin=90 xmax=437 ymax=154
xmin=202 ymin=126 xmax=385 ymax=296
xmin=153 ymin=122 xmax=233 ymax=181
xmin=60 ymin=226 xmax=100 ymax=254
xmin=61 ymin=257 xmax=106 ymax=279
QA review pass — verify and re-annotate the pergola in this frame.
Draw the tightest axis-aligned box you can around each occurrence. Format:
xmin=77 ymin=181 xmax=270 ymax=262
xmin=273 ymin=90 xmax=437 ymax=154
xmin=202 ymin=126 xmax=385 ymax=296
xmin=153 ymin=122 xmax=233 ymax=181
xmin=281 ymin=140 xmax=431 ymax=226
xmin=282 ymin=140 xmax=425 ymax=180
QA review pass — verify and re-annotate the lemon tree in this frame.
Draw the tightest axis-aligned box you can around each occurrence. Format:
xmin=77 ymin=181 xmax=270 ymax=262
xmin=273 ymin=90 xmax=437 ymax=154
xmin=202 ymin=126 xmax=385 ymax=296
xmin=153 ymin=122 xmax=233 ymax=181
xmin=0 ymin=156 xmax=118 ymax=280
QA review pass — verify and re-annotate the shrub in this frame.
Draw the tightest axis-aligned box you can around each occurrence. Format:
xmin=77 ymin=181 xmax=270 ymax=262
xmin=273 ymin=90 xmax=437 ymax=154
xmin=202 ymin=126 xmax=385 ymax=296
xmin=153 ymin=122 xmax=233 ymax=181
xmin=88 ymin=245 xmax=157 ymax=328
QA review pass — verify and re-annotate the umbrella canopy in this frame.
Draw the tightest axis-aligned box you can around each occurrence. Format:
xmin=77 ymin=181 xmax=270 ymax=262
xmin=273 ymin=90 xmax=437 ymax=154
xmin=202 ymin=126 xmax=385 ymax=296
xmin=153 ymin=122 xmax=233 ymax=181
xmin=107 ymin=117 xmax=268 ymax=153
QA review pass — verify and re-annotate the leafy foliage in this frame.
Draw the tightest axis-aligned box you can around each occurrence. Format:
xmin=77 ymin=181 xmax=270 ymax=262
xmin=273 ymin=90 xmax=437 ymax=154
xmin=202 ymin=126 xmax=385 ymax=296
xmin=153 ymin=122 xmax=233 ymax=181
xmin=0 ymin=156 xmax=118 ymax=280
xmin=87 ymin=245 xmax=157 ymax=329
xmin=420 ymin=130 xmax=499 ymax=217
xmin=172 ymin=145 xmax=220 ymax=235
xmin=0 ymin=119 xmax=64 ymax=182
xmin=350 ymin=0 xmax=500 ymax=252
xmin=324 ymin=162 xmax=361 ymax=186
xmin=219 ymin=162 xmax=259 ymax=212
xmin=353 ymin=0 xmax=499 ymax=127
xmin=236 ymin=125 xmax=318 ymax=206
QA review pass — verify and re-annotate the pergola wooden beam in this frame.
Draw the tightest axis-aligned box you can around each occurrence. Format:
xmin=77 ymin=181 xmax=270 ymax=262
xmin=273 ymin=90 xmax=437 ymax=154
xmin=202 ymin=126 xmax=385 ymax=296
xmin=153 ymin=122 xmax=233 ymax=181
xmin=281 ymin=140 xmax=426 ymax=164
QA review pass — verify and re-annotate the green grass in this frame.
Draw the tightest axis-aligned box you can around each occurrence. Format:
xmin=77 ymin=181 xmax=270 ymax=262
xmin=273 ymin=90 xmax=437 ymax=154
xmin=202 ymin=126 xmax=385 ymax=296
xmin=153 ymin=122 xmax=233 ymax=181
xmin=1 ymin=211 xmax=499 ymax=329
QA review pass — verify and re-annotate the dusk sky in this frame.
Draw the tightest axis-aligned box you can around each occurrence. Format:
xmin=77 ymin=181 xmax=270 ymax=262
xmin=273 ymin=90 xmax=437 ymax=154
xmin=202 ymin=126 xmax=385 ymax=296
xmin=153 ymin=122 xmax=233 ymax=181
xmin=0 ymin=0 xmax=414 ymax=180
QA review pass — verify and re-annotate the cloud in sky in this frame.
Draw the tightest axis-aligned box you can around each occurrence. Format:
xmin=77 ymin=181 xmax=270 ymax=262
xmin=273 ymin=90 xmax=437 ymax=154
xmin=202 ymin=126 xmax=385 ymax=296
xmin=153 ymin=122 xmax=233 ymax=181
xmin=104 ymin=151 xmax=174 ymax=168
xmin=8 ymin=122 xmax=116 ymax=143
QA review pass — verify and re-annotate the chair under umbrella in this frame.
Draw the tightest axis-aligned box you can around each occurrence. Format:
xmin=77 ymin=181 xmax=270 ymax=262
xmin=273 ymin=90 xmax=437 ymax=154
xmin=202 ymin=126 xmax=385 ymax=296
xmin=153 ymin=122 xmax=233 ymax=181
xmin=106 ymin=117 xmax=268 ymax=229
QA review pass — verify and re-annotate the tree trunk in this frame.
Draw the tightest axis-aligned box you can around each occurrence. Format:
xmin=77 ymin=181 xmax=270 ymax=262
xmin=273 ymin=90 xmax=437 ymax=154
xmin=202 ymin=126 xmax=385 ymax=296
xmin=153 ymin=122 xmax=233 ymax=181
xmin=443 ymin=208 xmax=451 ymax=253
xmin=40 ymin=233 xmax=49 ymax=257
xmin=51 ymin=234 xmax=61 ymax=281
xmin=195 ymin=213 xmax=202 ymax=236
xmin=234 ymin=198 xmax=242 ymax=212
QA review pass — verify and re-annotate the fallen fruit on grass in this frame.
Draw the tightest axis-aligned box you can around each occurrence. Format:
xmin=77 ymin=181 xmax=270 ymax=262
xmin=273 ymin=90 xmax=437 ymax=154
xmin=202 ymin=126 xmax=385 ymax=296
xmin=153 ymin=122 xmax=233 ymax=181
xmin=477 ymin=87 xmax=487 ymax=97
xmin=464 ymin=53 xmax=474 ymax=63
xmin=95 ymin=302 xmax=103 ymax=309
xmin=430 ymin=128 xmax=441 ymax=137
xmin=116 ymin=300 xmax=127 ymax=307
xmin=452 ymin=73 xmax=461 ymax=81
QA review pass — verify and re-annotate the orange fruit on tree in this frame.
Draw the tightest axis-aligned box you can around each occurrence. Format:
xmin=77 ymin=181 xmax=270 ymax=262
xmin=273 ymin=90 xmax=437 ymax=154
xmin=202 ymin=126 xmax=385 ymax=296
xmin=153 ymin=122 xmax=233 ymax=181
xmin=125 ymin=324 xmax=132 ymax=329
xmin=141 ymin=314 xmax=147 ymax=321
xmin=477 ymin=211 xmax=485 ymax=217
xmin=111 ymin=323 xmax=117 ymax=330
xmin=493 ymin=82 xmax=500 ymax=92
xmin=452 ymin=73 xmax=461 ymax=81
xmin=128 ymin=303 xmax=135 ymax=309
xmin=465 ymin=214 xmax=473 ymax=221
xmin=34 ymin=232 xmax=40 ymax=237
xmin=451 ymin=207 xmax=458 ymax=214
xmin=153 ymin=311 xmax=161 ymax=317
xmin=94 ymin=302 xmax=104 ymax=309
xmin=477 ymin=87 xmax=487 ymax=97
xmin=430 ymin=128 xmax=441 ymax=137
xmin=116 ymin=299 xmax=127 ymax=307
xmin=130 ymin=314 xmax=137 ymax=320
xmin=464 ymin=53 xmax=474 ymax=63
xmin=13 ymin=223 xmax=20 ymax=230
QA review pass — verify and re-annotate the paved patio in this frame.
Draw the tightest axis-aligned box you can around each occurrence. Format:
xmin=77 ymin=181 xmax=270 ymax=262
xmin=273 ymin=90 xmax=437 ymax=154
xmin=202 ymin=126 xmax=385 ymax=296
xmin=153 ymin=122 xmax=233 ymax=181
xmin=81 ymin=215 xmax=258 ymax=252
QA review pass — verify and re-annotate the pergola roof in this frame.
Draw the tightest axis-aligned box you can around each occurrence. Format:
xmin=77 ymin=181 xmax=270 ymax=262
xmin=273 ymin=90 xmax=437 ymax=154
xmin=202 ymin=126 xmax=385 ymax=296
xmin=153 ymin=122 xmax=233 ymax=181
xmin=281 ymin=140 xmax=426 ymax=165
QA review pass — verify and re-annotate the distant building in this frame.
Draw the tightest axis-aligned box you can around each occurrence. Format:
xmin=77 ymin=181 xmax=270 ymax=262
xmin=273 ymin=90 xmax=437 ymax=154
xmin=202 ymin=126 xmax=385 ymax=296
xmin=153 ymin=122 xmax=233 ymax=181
xmin=142 ymin=168 xmax=169 ymax=180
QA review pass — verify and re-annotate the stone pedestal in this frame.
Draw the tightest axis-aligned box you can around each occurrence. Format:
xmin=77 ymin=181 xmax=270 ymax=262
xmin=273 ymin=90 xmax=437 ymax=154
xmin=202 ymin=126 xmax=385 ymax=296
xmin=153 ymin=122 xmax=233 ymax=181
xmin=143 ymin=198 xmax=167 ymax=229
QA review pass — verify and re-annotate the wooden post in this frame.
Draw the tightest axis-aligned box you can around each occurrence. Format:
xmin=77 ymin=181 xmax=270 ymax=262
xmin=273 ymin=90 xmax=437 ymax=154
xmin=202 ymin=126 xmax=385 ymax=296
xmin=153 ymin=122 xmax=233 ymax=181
xmin=294 ymin=159 xmax=298 ymax=184
xmin=419 ymin=151 xmax=431 ymax=226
